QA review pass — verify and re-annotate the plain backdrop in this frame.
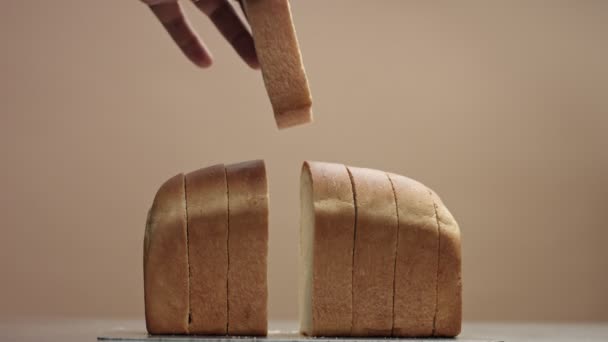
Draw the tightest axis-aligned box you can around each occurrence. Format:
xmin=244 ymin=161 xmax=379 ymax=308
xmin=1 ymin=0 xmax=607 ymax=321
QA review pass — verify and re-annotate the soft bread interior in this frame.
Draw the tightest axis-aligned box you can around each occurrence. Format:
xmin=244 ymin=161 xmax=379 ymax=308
xmin=299 ymin=165 xmax=314 ymax=334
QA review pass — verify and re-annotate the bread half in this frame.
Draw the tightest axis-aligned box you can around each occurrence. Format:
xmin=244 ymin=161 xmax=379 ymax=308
xmin=300 ymin=161 xmax=355 ymax=336
xmin=429 ymin=191 xmax=462 ymax=337
xmin=243 ymin=0 xmax=313 ymax=129
xmin=185 ymin=164 xmax=229 ymax=335
xmin=144 ymin=173 xmax=190 ymax=334
xmin=387 ymin=173 xmax=439 ymax=337
xmin=347 ymin=166 xmax=399 ymax=336
xmin=297 ymin=162 xmax=461 ymax=337
xmin=226 ymin=160 xmax=269 ymax=336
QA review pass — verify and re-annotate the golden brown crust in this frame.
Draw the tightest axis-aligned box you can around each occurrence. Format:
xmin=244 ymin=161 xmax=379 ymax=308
xmin=243 ymin=0 xmax=313 ymax=129
xmin=185 ymin=164 xmax=228 ymax=335
xmin=429 ymin=191 xmax=462 ymax=337
xmin=226 ymin=160 xmax=269 ymax=336
xmin=144 ymin=173 xmax=189 ymax=335
xmin=387 ymin=173 xmax=439 ymax=337
xmin=300 ymin=161 xmax=355 ymax=336
xmin=347 ymin=166 xmax=399 ymax=337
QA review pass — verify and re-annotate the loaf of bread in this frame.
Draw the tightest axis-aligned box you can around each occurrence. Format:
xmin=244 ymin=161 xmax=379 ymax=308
xmin=144 ymin=161 xmax=268 ymax=336
xmin=144 ymin=160 xmax=458 ymax=337
xmin=300 ymin=161 xmax=355 ymax=336
xmin=243 ymin=0 xmax=313 ymax=129
xmin=299 ymin=162 xmax=461 ymax=337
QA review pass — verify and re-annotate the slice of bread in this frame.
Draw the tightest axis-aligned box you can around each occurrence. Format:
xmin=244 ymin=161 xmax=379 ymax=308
xmin=347 ymin=166 xmax=399 ymax=337
xmin=387 ymin=173 xmax=439 ymax=337
xmin=243 ymin=0 xmax=313 ymax=129
xmin=185 ymin=164 xmax=229 ymax=335
xmin=300 ymin=161 xmax=355 ymax=336
xmin=429 ymin=191 xmax=462 ymax=337
xmin=144 ymin=173 xmax=190 ymax=334
xmin=226 ymin=160 xmax=269 ymax=336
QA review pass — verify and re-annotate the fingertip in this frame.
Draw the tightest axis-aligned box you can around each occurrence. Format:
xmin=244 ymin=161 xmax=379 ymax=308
xmin=232 ymin=33 xmax=259 ymax=69
xmin=183 ymin=42 xmax=213 ymax=68
xmin=195 ymin=57 xmax=213 ymax=68
xmin=246 ymin=57 xmax=260 ymax=70
xmin=188 ymin=54 xmax=212 ymax=68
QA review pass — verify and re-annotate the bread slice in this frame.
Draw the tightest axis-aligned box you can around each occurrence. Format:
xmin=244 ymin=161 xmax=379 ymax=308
xmin=387 ymin=173 xmax=439 ymax=337
xmin=429 ymin=191 xmax=462 ymax=337
xmin=226 ymin=160 xmax=269 ymax=336
xmin=144 ymin=173 xmax=190 ymax=334
xmin=185 ymin=164 xmax=228 ymax=335
xmin=243 ymin=0 xmax=313 ymax=129
xmin=300 ymin=161 xmax=355 ymax=336
xmin=347 ymin=166 xmax=399 ymax=337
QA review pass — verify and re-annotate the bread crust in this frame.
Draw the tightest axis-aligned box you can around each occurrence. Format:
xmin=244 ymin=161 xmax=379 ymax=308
xmin=347 ymin=167 xmax=399 ymax=337
xmin=144 ymin=173 xmax=189 ymax=334
xmin=387 ymin=173 xmax=439 ymax=337
xmin=243 ymin=0 xmax=313 ymax=129
xmin=226 ymin=160 xmax=269 ymax=336
xmin=185 ymin=164 xmax=229 ymax=335
xmin=429 ymin=191 xmax=462 ymax=337
xmin=300 ymin=161 xmax=355 ymax=336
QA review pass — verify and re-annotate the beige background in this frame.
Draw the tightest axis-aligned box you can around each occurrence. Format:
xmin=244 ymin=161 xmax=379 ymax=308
xmin=1 ymin=0 xmax=607 ymax=321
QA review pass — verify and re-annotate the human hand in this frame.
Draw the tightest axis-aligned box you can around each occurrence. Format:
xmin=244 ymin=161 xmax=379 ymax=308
xmin=141 ymin=0 xmax=259 ymax=68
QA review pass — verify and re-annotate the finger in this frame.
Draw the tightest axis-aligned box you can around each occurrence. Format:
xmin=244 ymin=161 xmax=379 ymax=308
xmin=191 ymin=0 xmax=259 ymax=69
xmin=149 ymin=2 xmax=213 ymax=67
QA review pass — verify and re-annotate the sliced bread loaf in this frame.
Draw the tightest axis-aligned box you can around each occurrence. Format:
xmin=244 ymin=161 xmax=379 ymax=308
xmin=298 ymin=163 xmax=462 ymax=337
